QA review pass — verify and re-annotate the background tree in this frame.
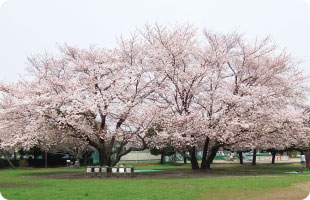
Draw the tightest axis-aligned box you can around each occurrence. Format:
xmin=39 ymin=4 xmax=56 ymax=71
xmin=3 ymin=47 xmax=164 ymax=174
xmin=0 ymin=43 xmax=158 ymax=166
xmin=147 ymin=25 xmax=309 ymax=169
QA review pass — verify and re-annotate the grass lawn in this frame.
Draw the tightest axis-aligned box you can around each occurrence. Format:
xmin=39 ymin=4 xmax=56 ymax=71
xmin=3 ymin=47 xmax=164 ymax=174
xmin=0 ymin=163 xmax=310 ymax=200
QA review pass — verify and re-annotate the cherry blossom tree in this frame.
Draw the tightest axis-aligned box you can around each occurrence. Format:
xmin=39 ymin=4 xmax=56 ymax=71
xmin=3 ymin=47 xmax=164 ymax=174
xmin=0 ymin=40 xmax=158 ymax=166
xmin=144 ymin=24 xmax=309 ymax=169
xmin=141 ymin=24 xmax=212 ymax=169
xmin=1 ymin=24 xmax=309 ymax=170
xmin=200 ymin=32 xmax=309 ymax=168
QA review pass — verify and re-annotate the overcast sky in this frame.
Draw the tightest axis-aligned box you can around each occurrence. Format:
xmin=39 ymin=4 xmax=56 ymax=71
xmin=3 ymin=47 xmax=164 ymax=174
xmin=0 ymin=0 xmax=310 ymax=82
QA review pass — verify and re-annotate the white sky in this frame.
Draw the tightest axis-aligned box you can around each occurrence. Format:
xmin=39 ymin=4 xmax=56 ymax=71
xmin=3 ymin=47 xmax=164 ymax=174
xmin=0 ymin=0 xmax=310 ymax=82
xmin=0 ymin=0 xmax=7 ymax=7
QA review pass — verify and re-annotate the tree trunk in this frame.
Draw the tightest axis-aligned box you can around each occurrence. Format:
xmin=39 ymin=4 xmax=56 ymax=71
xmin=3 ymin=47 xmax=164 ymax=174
xmin=98 ymin=149 xmax=104 ymax=166
xmin=252 ymin=149 xmax=257 ymax=166
xmin=13 ymin=152 xmax=17 ymax=162
xmin=238 ymin=151 xmax=243 ymax=164
xmin=83 ymin=152 xmax=90 ymax=166
xmin=183 ymin=151 xmax=187 ymax=164
xmin=177 ymin=150 xmax=189 ymax=164
xmin=160 ymin=154 xmax=164 ymax=164
xmin=204 ymin=144 xmax=220 ymax=169
xmin=20 ymin=151 xmax=24 ymax=160
xmin=271 ymin=151 xmax=276 ymax=164
xmin=5 ymin=155 xmax=15 ymax=169
xmin=189 ymin=147 xmax=199 ymax=170
xmin=44 ymin=151 xmax=48 ymax=169
xmin=96 ymin=139 xmax=148 ymax=167
xmin=200 ymin=136 xmax=210 ymax=169
xmin=98 ymin=149 xmax=109 ymax=166
xmin=1 ymin=151 xmax=15 ymax=169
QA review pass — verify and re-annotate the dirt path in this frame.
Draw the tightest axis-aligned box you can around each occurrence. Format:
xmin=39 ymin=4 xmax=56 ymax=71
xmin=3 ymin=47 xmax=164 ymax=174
xmin=253 ymin=182 xmax=310 ymax=200
xmin=25 ymin=170 xmax=285 ymax=179
xmin=203 ymin=182 xmax=310 ymax=200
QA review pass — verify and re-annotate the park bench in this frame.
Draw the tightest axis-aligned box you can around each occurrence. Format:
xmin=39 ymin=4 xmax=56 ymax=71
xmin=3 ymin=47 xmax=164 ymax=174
xmin=101 ymin=166 xmax=109 ymax=177
xmin=111 ymin=166 xmax=134 ymax=177
xmin=125 ymin=167 xmax=134 ymax=177
xmin=85 ymin=166 xmax=105 ymax=177
xmin=118 ymin=167 xmax=125 ymax=177
xmin=86 ymin=166 xmax=134 ymax=178
xmin=111 ymin=167 xmax=118 ymax=177
xmin=94 ymin=166 xmax=101 ymax=176
xmin=85 ymin=166 xmax=94 ymax=177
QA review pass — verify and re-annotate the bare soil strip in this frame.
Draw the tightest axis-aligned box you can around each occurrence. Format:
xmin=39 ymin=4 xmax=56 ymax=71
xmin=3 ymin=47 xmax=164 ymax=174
xmin=25 ymin=169 xmax=285 ymax=179
xmin=203 ymin=182 xmax=310 ymax=200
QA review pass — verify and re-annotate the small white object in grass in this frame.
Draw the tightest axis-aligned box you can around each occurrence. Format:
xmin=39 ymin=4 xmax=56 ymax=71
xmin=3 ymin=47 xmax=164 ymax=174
xmin=0 ymin=192 xmax=7 ymax=200
xmin=119 ymin=168 xmax=124 ymax=173
xmin=303 ymin=192 xmax=310 ymax=200
xmin=101 ymin=167 xmax=107 ymax=173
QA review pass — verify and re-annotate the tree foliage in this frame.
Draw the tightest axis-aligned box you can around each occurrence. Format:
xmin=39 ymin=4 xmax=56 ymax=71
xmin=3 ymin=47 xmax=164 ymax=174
xmin=0 ymin=24 xmax=309 ymax=168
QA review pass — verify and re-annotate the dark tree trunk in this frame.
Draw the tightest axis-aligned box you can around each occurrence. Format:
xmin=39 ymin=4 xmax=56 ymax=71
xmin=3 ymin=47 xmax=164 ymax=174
xmin=271 ymin=151 xmax=276 ymax=164
xmin=200 ymin=136 xmax=210 ymax=169
xmin=98 ymin=149 xmax=104 ymax=165
xmin=20 ymin=153 xmax=24 ymax=160
xmin=181 ymin=151 xmax=187 ymax=164
xmin=306 ymin=150 xmax=310 ymax=167
xmin=95 ymin=138 xmax=148 ymax=167
xmin=98 ymin=149 xmax=110 ymax=166
xmin=33 ymin=154 xmax=38 ymax=166
xmin=238 ymin=151 xmax=243 ymax=164
xmin=189 ymin=147 xmax=199 ymax=170
xmin=0 ymin=151 xmax=15 ymax=169
xmin=205 ymin=145 xmax=220 ymax=169
xmin=5 ymin=155 xmax=15 ymax=169
xmin=84 ymin=158 xmax=87 ymax=166
xmin=160 ymin=154 xmax=164 ymax=164
xmin=82 ymin=151 xmax=91 ymax=166
xmin=82 ymin=152 xmax=88 ymax=166
xmin=44 ymin=151 xmax=48 ymax=169
xmin=13 ymin=152 xmax=17 ymax=162
xmin=252 ymin=149 xmax=257 ymax=166
xmin=177 ymin=150 xmax=188 ymax=164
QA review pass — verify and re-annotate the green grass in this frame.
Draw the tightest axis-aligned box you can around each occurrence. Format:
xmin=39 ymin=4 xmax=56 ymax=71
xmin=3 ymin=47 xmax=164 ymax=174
xmin=0 ymin=163 xmax=310 ymax=200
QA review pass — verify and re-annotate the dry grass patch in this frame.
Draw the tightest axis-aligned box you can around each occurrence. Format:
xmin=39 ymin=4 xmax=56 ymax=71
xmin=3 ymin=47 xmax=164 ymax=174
xmin=203 ymin=182 xmax=310 ymax=200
